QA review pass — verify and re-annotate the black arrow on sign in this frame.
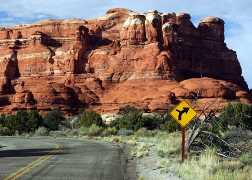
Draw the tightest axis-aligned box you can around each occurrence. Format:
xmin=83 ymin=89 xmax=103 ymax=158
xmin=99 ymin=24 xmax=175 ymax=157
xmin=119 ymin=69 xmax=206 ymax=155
xmin=176 ymin=107 xmax=190 ymax=120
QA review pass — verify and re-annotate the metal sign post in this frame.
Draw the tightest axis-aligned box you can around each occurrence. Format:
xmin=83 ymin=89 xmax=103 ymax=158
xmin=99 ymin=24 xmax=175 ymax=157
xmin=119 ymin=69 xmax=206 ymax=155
xmin=170 ymin=100 xmax=197 ymax=163
xmin=182 ymin=126 xmax=185 ymax=163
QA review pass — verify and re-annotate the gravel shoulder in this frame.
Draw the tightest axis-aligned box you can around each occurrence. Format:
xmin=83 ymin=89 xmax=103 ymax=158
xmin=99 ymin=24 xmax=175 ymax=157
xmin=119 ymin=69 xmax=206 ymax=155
xmin=123 ymin=145 xmax=181 ymax=180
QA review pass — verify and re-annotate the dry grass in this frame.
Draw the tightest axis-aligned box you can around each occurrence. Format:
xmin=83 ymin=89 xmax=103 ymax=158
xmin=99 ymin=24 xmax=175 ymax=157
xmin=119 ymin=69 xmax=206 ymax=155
xmin=102 ymin=130 xmax=252 ymax=180
xmin=155 ymin=131 xmax=182 ymax=158
xmin=131 ymin=142 xmax=150 ymax=158
xmin=158 ymin=148 xmax=252 ymax=180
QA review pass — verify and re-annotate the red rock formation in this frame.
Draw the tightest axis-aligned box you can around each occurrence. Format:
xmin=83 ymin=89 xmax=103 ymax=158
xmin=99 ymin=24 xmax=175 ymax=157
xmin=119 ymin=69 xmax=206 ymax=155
xmin=0 ymin=8 xmax=251 ymax=115
xmin=145 ymin=10 xmax=162 ymax=43
xmin=120 ymin=12 xmax=146 ymax=45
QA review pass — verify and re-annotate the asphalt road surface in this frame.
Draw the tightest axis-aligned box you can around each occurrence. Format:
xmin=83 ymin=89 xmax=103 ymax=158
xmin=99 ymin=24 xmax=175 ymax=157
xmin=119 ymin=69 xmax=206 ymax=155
xmin=0 ymin=137 xmax=134 ymax=180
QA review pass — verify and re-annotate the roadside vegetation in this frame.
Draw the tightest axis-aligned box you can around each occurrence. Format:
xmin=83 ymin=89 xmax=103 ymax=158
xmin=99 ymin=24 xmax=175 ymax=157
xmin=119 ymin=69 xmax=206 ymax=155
xmin=0 ymin=102 xmax=252 ymax=179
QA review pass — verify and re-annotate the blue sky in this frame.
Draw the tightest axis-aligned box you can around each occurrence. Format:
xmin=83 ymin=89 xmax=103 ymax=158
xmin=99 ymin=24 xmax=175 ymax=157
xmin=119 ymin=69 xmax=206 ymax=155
xmin=1 ymin=0 xmax=252 ymax=89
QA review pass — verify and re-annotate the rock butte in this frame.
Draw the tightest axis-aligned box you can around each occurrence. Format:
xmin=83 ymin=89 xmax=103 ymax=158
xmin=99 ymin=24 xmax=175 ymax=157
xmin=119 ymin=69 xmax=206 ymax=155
xmin=0 ymin=8 xmax=251 ymax=116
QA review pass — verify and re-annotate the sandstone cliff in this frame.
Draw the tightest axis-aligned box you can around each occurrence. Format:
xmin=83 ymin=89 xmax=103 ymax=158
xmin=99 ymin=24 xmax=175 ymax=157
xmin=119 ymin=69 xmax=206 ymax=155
xmin=0 ymin=8 xmax=250 ymax=115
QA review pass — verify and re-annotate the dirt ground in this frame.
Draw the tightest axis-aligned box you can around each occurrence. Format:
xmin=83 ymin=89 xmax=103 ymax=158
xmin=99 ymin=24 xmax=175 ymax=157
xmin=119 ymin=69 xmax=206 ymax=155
xmin=123 ymin=145 xmax=181 ymax=180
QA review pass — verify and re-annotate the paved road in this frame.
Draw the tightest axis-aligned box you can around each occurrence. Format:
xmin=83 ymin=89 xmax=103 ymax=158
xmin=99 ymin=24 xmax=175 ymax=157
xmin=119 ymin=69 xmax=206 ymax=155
xmin=0 ymin=137 xmax=133 ymax=180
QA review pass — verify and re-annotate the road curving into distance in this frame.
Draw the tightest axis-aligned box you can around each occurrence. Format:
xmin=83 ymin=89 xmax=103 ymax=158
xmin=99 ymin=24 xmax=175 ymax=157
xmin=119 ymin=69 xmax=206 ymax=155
xmin=0 ymin=137 xmax=135 ymax=180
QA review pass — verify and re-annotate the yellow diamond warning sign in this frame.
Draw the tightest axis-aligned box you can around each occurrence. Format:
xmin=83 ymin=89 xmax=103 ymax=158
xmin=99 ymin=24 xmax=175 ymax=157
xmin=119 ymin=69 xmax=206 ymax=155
xmin=170 ymin=100 xmax=197 ymax=127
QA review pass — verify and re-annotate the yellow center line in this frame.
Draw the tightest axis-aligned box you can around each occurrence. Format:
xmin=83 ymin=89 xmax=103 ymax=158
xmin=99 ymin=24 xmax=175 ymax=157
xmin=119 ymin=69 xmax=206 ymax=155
xmin=4 ymin=143 xmax=63 ymax=180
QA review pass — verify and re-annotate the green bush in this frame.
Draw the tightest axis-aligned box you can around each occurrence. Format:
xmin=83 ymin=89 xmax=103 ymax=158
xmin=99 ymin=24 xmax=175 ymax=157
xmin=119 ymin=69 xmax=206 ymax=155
xmin=109 ymin=106 xmax=183 ymax=132
xmin=26 ymin=110 xmax=43 ymax=133
xmin=43 ymin=108 xmax=65 ymax=131
xmin=116 ymin=106 xmax=144 ymax=131
xmin=50 ymin=130 xmax=67 ymax=138
xmin=34 ymin=127 xmax=49 ymax=136
xmin=153 ymin=108 xmax=182 ymax=133
xmin=78 ymin=110 xmax=104 ymax=128
xmin=135 ymin=127 xmax=153 ymax=137
xmin=102 ymin=127 xmax=118 ymax=136
xmin=239 ymin=153 xmax=252 ymax=166
xmin=117 ymin=128 xmax=134 ymax=136
xmin=142 ymin=115 xmax=159 ymax=130
xmin=160 ymin=119 xmax=182 ymax=133
xmin=157 ymin=108 xmax=181 ymax=133
xmin=69 ymin=129 xmax=79 ymax=136
xmin=111 ymin=106 xmax=160 ymax=131
xmin=88 ymin=124 xmax=103 ymax=136
xmin=219 ymin=102 xmax=252 ymax=130
xmin=78 ymin=126 xmax=89 ymax=136
xmin=0 ymin=125 xmax=12 ymax=136
xmin=0 ymin=114 xmax=7 ymax=126
xmin=1 ymin=109 xmax=43 ymax=134
xmin=6 ymin=109 xmax=29 ymax=134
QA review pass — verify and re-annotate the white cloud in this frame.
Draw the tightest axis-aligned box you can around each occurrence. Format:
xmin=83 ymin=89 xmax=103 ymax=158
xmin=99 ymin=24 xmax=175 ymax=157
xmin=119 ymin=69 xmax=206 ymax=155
xmin=0 ymin=0 xmax=251 ymax=88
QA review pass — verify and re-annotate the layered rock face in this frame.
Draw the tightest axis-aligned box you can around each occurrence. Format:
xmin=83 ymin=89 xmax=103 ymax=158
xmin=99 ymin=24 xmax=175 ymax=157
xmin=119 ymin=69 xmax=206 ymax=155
xmin=0 ymin=8 xmax=250 ymax=115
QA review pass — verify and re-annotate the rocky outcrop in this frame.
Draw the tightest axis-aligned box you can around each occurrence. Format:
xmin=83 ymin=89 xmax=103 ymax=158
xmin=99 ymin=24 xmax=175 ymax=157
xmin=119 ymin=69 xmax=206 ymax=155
xmin=120 ymin=12 xmax=146 ymax=45
xmin=0 ymin=8 xmax=250 ymax=115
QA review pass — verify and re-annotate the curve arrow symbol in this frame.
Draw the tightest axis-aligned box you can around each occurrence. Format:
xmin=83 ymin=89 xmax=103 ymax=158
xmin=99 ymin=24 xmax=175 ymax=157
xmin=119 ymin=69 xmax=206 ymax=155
xmin=176 ymin=107 xmax=190 ymax=120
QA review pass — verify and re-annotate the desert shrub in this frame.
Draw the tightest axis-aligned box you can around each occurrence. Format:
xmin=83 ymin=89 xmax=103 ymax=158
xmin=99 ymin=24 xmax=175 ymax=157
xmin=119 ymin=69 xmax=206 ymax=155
xmin=159 ymin=118 xmax=181 ymax=133
xmin=133 ymin=143 xmax=149 ymax=158
xmin=78 ymin=126 xmax=89 ymax=136
xmin=14 ymin=130 xmax=19 ymax=136
xmin=108 ymin=119 xmax=119 ymax=129
xmin=34 ymin=127 xmax=49 ymax=136
xmin=59 ymin=118 xmax=72 ymax=130
xmin=78 ymin=110 xmax=104 ymax=128
xmin=88 ymin=124 xmax=103 ymax=136
xmin=26 ymin=110 xmax=43 ymax=133
xmin=43 ymin=108 xmax=65 ymax=131
xmin=110 ymin=136 xmax=122 ymax=143
xmin=6 ymin=109 xmax=29 ymax=134
xmin=219 ymin=102 xmax=252 ymax=130
xmin=239 ymin=153 xmax=252 ymax=166
xmin=0 ymin=125 xmax=12 ymax=136
xmin=50 ymin=130 xmax=67 ymax=138
xmin=111 ymin=106 xmax=186 ymax=132
xmin=117 ymin=128 xmax=134 ymax=136
xmin=0 ymin=114 xmax=7 ymax=126
xmin=102 ymin=127 xmax=118 ymax=136
xmin=135 ymin=127 xmax=153 ymax=137
xmin=110 ymin=106 xmax=184 ymax=133
xmin=111 ymin=106 xmax=160 ymax=131
xmin=114 ymin=106 xmax=144 ymax=131
xmin=68 ymin=129 xmax=79 ymax=136
xmin=1 ymin=109 xmax=43 ymax=134
xmin=142 ymin=115 xmax=159 ymax=130
xmin=155 ymin=108 xmax=182 ymax=133
xmin=20 ymin=132 xmax=30 ymax=138
xmin=224 ymin=126 xmax=252 ymax=143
